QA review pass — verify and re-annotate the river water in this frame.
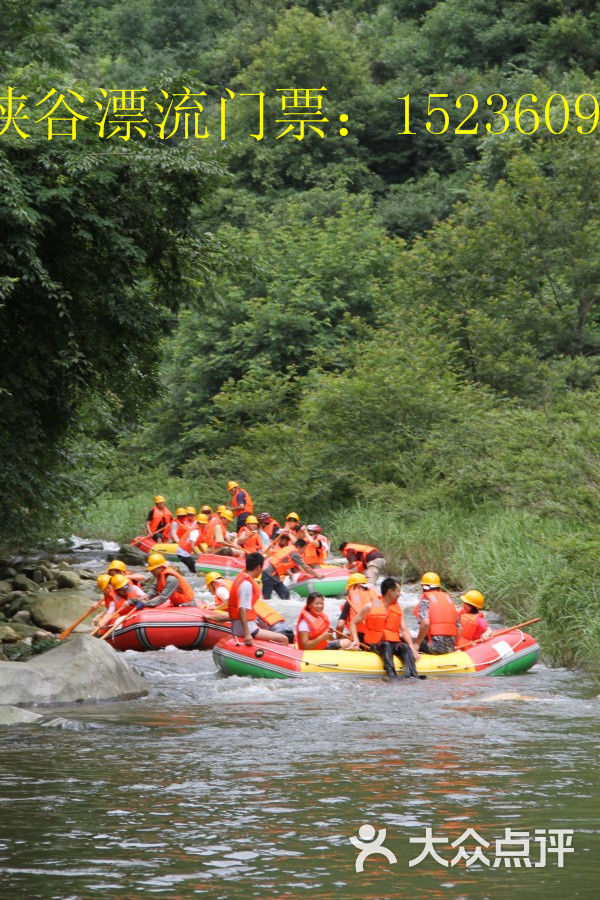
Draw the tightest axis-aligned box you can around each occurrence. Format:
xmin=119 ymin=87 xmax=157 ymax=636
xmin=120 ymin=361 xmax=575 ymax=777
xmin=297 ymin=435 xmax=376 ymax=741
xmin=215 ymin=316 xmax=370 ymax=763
xmin=0 ymin=561 xmax=598 ymax=898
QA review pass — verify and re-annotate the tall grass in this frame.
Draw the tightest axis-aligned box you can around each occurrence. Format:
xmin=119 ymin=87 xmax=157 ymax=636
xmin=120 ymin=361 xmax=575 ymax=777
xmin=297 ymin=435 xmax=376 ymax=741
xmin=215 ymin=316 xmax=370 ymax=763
xmin=72 ymin=474 xmax=224 ymax=544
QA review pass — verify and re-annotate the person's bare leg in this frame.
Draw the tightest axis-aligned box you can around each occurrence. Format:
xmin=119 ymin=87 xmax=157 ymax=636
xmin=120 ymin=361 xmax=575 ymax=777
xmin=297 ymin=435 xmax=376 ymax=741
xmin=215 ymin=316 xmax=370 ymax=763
xmin=255 ymin=627 xmax=289 ymax=644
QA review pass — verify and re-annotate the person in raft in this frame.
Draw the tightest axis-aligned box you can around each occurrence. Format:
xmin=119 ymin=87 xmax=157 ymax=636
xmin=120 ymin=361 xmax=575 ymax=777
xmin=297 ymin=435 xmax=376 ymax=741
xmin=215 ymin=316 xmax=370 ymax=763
xmin=456 ymin=589 xmax=492 ymax=647
xmin=106 ymin=559 xmax=147 ymax=586
xmin=351 ymin=577 xmax=421 ymax=681
xmin=176 ymin=513 xmax=210 ymax=574
xmin=146 ymin=495 xmax=173 ymax=541
xmin=296 ymin=592 xmax=356 ymax=651
xmin=335 ymin=573 xmax=380 ymax=645
xmin=136 ymin=553 xmax=196 ymax=607
xmin=261 ymin=535 xmax=319 ymax=601
xmin=338 ymin=541 xmax=386 ymax=586
xmin=228 ymin=552 xmax=289 ymax=646
xmin=226 ymin=480 xmax=254 ymax=530
xmin=203 ymin=571 xmax=294 ymax=642
xmin=414 ymin=572 xmax=460 ymax=655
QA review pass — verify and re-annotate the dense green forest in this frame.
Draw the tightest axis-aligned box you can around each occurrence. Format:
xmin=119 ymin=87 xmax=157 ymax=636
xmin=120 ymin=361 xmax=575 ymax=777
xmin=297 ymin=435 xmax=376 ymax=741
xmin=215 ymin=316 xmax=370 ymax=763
xmin=2 ymin=1 xmax=600 ymax=670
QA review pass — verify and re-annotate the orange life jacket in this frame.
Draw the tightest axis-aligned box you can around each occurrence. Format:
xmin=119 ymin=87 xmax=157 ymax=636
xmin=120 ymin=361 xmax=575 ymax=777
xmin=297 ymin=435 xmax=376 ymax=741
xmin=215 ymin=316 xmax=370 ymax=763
xmin=254 ymin=599 xmax=285 ymax=626
xmin=343 ymin=542 xmax=379 ymax=573
xmin=296 ymin=607 xmax=330 ymax=650
xmin=421 ymin=589 xmax=458 ymax=639
xmin=155 ymin=566 xmax=195 ymax=606
xmin=268 ymin=545 xmax=300 ymax=577
xmin=262 ymin=519 xmax=280 ymax=538
xmin=102 ymin=586 xmax=119 ymax=609
xmin=456 ymin=610 xmax=487 ymax=647
xmin=171 ymin=518 xmax=190 ymax=542
xmin=205 ymin=515 xmax=227 ymax=550
xmin=303 ymin=541 xmax=326 ymax=567
xmin=228 ymin=571 xmax=260 ymax=621
xmin=178 ymin=527 xmax=200 ymax=555
xmin=363 ymin=598 xmax=404 ymax=644
xmin=148 ymin=505 xmax=173 ymax=534
xmin=233 ymin=488 xmax=253 ymax=515
xmin=346 ymin=585 xmax=380 ymax=627
xmin=238 ymin=527 xmax=262 ymax=554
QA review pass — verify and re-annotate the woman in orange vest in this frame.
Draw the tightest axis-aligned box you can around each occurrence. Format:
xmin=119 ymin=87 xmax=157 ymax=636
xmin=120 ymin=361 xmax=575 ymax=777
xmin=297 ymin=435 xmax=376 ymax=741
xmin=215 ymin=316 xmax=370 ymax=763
xmin=302 ymin=526 xmax=328 ymax=567
xmin=352 ymin=577 xmax=422 ymax=680
xmin=415 ymin=572 xmax=459 ymax=654
xmin=169 ymin=508 xmax=191 ymax=543
xmin=296 ymin=592 xmax=354 ymax=651
xmin=227 ymin=552 xmax=289 ymax=646
xmin=456 ymin=590 xmax=491 ymax=647
xmin=146 ymin=495 xmax=173 ymax=540
xmin=93 ymin=573 xmax=121 ymax=628
xmin=142 ymin=554 xmax=196 ymax=607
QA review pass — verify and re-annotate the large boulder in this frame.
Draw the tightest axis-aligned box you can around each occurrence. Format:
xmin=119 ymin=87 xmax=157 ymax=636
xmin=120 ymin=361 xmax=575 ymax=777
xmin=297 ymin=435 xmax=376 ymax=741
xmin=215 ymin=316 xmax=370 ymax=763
xmin=0 ymin=580 xmax=13 ymax=595
xmin=0 ymin=705 xmax=43 ymax=726
xmin=12 ymin=573 xmax=39 ymax=593
xmin=29 ymin=588 xmax=97 ymax=633
xmin=0 ymin=635 xmax=147 ymax=705
xmin=55 ymin=570 xmax=82 ymax=590
xmin=113 ymin=543 xmax=147 ymax=567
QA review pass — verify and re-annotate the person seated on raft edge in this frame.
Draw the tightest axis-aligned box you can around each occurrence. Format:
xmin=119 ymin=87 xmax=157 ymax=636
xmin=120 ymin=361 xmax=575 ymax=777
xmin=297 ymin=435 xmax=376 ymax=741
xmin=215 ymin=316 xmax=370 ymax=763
xmin=93 ymin=573 xmax=121 ymax=628
xmin=456 ymin=589 xmax=492 ymax=647
xmin=296 ymin=592 xmax=357 ymax=651
xmin=351 ymin=577 xmax=423 ymax=681
xmin=115 ymin=553 xmax=197 ymax=615
xmin=210 ymin=508 xmax=245 ymax=557
xmin=335 ymin=573 xmax=380 ymax=646
xmin=228 ymin=552 xmax=289 ymax=647
xmin=414 ymin=571 xmax=460 ymax=655
xmin=203 ymin=571 xmax=294 ymax=642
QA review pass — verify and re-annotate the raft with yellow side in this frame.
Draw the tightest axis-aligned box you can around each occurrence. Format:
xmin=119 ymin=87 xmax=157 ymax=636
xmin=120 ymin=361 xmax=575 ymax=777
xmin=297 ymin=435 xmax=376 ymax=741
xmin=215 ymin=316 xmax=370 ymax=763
xmin=212 ymin=628 xmax=540 ymax=679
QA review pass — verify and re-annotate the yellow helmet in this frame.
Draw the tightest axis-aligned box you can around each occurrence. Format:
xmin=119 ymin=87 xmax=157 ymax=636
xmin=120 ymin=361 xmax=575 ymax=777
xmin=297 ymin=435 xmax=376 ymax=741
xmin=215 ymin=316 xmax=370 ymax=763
xmin=196 ymin=513 xmax=209 ymax=524
xmin=221 ymin=509 xmax=234 ymax=522
xmin=227 ymin=481 xmax=239 ymax=490
xmin=97 ymin=573 xmax=111 ymax=591
xmin=421 ymin=571 xmax=441 ymax=588
xmin=186 ymin=506 xmax=197 ymax=515
xmin=147 ymin=552 xmax=167 ymax=571
xmin=110 ymin=574 xmax=129 ymax=591
xmin=286 ymin=511 xmax=300 ymax=522
xmin=205 ymin=571 xmax=222 ymax=588
xmin=201 ymin=505 xmax=213 ymax=515
xmin=245 ymin=515 xmax=258 ymax=525
xmin=176 ymin=507 xmax=187 ymax=517
xmin=346 ymin=573 xmax=368 ymax=589
xmin=460 ymin=589 xmax=485 ymax=609
xmin=107 ymin=559 xmax=127 ymax=573
xmin=154 ymin=495 xmax=166 ymax=504
xmin=216 ymin=505 xmax=227 ymax=515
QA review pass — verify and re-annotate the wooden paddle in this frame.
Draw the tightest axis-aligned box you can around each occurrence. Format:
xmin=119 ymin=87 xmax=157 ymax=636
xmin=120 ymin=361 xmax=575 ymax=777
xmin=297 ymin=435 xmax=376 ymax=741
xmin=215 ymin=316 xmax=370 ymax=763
xmin=460 ymin=616 xmax=541 ymax=651
xmin=58 ymin=599 xmax=105 ymax=640
xmin=100 ymin=607 xmax=141 ymax=641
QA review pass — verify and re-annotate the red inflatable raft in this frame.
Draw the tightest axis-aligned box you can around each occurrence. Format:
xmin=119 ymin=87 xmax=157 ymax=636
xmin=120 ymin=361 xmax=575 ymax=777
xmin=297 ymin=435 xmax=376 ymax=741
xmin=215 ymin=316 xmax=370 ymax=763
xmin=104 ymin=606 xmax=232 ymax=652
